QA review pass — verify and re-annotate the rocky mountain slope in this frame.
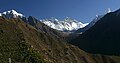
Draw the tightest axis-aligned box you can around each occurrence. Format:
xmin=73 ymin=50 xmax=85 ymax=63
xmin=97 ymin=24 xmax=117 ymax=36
xmin=1 ymin=16 xmax=120 ymax=63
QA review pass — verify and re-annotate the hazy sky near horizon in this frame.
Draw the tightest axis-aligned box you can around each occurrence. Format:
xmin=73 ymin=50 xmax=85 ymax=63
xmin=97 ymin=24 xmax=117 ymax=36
xmin=0 ymin=0 xmax=120 ymax=23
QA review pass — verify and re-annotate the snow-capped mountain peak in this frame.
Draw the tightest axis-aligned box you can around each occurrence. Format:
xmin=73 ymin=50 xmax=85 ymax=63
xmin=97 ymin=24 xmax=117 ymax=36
xmin=64 ymin=17 xmax=77 ymax=22
xmin=41 ymin=17 xmax=88 ymax=31
xmin=0 ymin=13 xmax=2 ymax=16
xmin=51 ymin=17 xmax=59 ymax=21
xmin=107 ymin=8 xmax=111 ymax=13
xmin=1 ymin=9 xmax=24 ymax=18
xmin=10 ymin=9 xmax=23 ymax=17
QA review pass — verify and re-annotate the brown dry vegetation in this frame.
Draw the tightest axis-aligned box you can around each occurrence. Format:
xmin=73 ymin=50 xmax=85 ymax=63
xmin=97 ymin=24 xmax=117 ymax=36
xmin=0 ymin=16 xmax=120 ymax=63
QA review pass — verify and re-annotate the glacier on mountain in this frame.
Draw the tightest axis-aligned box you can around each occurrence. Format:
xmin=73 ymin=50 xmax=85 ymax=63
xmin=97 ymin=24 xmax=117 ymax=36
xmin=41 ymin=17 xmax=88 ymax=31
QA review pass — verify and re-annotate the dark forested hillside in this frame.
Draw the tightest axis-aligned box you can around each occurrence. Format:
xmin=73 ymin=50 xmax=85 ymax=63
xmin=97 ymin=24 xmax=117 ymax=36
xmin=70 ymin=9 xmax=120 ymax=55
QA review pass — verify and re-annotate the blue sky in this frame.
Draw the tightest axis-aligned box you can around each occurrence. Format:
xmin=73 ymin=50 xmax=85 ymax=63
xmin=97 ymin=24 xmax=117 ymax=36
xmin=0 ymin=0 xmax=120 ymax=23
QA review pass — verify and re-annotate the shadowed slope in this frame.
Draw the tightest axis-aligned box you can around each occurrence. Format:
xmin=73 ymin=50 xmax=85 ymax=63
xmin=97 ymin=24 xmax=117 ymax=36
xmin=70 ymin=9 xmax=120 ymax=55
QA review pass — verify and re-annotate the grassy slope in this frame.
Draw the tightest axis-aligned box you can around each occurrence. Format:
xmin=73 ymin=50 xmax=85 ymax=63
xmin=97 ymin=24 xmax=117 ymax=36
xmin=0 ymin=17 xmax=45 ymax=63
xmin=0 ymin=17 xmax=120 ymax=63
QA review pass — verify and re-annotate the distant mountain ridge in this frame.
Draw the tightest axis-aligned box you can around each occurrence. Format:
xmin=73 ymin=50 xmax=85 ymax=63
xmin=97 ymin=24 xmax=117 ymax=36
xmin=75 ymin=8 xmax=112 ymax=34
xmin=0 ymin=9 xmax=88 ymax=32
xmin=75 ymin=15 xmax=104 ymax=33
xmin=67 ymin=10 xmax=109 ymax=42
xmin=70 ymin=8 xmax=120 ymax=55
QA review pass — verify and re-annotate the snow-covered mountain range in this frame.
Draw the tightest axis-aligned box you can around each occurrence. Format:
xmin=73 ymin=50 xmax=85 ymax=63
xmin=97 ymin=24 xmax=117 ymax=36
xmin=0 ymin=9 xmax=88 ymax=32
xmin=41 ymin=17 xmax=88 ymax=31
